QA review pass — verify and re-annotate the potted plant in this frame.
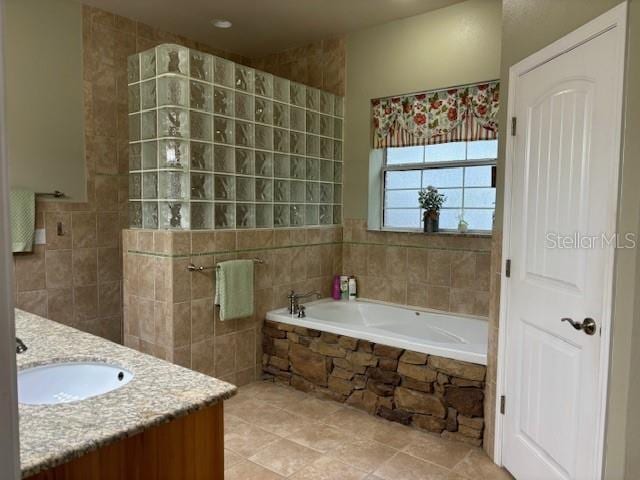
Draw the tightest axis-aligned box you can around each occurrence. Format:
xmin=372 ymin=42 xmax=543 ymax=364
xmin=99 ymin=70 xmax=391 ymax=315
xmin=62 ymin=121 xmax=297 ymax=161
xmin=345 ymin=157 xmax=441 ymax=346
xmin=418 ymin=186 xmax=446 ymax=233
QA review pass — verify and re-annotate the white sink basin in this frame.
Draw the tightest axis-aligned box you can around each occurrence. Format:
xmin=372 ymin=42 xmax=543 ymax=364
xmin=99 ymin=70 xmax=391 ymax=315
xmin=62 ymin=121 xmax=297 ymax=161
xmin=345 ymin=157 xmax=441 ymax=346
xmin=18 ymin=362 xmax=133 ymax=405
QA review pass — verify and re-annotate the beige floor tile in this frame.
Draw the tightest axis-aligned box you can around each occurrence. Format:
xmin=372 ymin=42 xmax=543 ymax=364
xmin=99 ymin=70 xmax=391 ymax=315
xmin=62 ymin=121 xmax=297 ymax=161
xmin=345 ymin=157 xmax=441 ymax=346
xmin=327 ymin=438 xmax=398 ymax=473
xmin=254 ymin=382 xmax=308 ymax=408
xmin=249 ymin=438 xmax=323 ymax=477
xmin=228 ymin=380 xmax=277 ymax=403
xmin=250 ymin=406 xmax=317 ymax=437
xmin=283 ymin=396 xmax=345 ymax=420
xmin=322 ymin=406 xmax=382 ymax=436
xmin=368 ymin=417 xmax=426 ymax=450
xmin=224 ymin=459 xmax=285 ymax=480
xmin=225 ymin=387 xmax=259 ymax=406
xmin=322 ymin=400 xmax=421 ymax=449
xmin=224 ymin=449 xmax=244 ymax=470
xmin=224 ymin=415 xmax=280 ymax=457
xmin=289 ymin=456 xmax=369 ymax=480
xmin=451 ymin=449 xmax=514 ymax=480
xmin=375 ymin=452 xmax=459 ymax=480
xmin=403 ymin=433 xmax=472 ymax=469
xmin=224 ymin=412 xmax=248 ymax=433
xmin=239 ymin=379 xmax=276 ymax=394
xmin=227 ymin=382 xmax=500 ymax=480
xmin=287 ymin=422 xmax=358 ymax=453
xmin=225 ymin=395 xmax=273 ymax=418
xmin=227 ymin=398 xmax=281 ymax=424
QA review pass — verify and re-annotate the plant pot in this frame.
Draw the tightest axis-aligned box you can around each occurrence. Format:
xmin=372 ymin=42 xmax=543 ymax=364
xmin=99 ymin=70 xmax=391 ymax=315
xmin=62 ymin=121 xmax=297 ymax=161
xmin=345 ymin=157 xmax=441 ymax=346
xmin=423 ymin=211 xmax=439 ymax=233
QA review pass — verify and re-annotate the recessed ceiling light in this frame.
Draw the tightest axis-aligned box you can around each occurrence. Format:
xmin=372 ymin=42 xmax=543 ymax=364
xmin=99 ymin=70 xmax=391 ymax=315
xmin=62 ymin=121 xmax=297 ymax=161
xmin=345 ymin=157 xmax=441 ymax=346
xmin=212 ymin=19 xmax=232 ymax=29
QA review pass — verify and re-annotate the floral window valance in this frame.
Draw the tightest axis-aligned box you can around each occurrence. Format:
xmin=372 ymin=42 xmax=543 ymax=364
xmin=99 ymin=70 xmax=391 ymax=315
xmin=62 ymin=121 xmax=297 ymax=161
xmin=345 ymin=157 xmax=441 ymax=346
xmin=371 ymin=81 xmax=499 ymax=149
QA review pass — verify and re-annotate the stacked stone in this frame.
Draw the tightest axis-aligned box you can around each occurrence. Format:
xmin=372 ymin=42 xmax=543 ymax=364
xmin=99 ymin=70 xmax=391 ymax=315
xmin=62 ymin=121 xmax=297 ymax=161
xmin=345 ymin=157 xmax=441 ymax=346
xmin=262 ymin=320 xmax=486 ymax=446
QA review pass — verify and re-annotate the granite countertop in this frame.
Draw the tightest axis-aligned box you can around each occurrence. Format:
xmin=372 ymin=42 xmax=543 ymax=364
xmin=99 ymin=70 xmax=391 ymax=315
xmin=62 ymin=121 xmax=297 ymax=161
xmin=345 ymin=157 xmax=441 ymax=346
xmin=15 ymin=309 xmax=237 ymax=478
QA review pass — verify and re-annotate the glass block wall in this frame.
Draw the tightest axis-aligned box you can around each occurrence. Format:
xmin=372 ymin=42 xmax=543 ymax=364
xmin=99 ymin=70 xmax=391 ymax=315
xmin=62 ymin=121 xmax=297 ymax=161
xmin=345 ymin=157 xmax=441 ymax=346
xmin=127 ymin=44 xmax=344 ymax=230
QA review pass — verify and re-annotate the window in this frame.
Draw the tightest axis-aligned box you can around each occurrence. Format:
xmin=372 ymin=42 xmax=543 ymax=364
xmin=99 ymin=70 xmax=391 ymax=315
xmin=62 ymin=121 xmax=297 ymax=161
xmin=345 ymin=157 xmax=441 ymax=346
xmin=382 ymin=140 xmax=497 ymax=231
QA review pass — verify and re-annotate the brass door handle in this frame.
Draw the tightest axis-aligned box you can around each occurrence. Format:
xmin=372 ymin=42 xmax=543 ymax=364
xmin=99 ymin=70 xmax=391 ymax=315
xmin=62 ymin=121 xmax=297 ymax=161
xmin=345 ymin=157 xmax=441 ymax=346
xmin=561 ymin=317 xmax=597 ymax=336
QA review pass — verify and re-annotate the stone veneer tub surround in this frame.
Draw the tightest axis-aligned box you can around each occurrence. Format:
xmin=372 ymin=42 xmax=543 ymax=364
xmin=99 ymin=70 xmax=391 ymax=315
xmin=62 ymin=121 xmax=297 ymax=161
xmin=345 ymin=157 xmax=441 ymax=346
xmin=262 ymin=318 xmax=487 ymax=446
xmin=15 ymin=308 xmax=236 ymax=478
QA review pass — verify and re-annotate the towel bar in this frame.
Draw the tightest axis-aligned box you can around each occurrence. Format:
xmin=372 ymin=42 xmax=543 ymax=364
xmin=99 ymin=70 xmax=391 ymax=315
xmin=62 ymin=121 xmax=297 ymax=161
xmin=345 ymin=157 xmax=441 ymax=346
xmin=187 ymin=258 xmax=265 ymax=272
xmin=36 ymin=190 xmax=65 ymax=198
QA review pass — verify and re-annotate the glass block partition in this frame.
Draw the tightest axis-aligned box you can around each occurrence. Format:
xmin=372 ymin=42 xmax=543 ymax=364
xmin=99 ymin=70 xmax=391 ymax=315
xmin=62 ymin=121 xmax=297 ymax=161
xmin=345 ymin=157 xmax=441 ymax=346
xmin=127 ymin=44 xmax=344 ymax=230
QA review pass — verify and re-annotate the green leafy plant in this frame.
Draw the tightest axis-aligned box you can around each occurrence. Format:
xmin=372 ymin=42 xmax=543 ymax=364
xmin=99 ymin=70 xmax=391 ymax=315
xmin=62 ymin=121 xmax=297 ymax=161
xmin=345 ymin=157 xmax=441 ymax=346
xmin=418 ymin=186 xmax=446 ymax=219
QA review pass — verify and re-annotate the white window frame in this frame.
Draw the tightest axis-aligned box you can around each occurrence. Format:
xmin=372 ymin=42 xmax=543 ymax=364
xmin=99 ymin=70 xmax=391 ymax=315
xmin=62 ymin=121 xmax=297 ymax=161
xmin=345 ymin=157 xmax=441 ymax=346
xmin=378 ymin=144 xmax=497 ymax=233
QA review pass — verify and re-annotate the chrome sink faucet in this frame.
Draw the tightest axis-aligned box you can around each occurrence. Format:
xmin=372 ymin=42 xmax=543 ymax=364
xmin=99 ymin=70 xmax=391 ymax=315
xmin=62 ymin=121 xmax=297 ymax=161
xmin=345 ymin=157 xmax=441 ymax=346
xmin=16 ymin=337 xmax=27 ymax=354
xmin=287 ymin=290 xmax=321 ymax=317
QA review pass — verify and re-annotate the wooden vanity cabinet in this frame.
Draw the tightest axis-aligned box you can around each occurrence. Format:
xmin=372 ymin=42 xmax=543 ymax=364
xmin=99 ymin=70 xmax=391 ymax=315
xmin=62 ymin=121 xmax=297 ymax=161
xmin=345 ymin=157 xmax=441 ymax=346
xmin=26 ymin=402 xmax=224 ymax=480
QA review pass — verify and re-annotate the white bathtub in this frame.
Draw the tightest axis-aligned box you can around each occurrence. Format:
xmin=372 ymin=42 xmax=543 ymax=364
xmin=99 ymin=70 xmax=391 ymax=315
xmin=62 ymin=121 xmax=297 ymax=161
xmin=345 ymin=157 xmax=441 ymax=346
xmin=266 ymin=299 xmax=488 ymax=365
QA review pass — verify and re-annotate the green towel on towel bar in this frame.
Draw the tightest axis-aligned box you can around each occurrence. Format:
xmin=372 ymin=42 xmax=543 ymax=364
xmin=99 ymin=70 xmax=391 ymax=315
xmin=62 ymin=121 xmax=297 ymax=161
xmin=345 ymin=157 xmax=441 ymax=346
xmin=215 ymin=259 xmax=255 ymax=321
xmin=9 ymin=189 xmax=35 ymax=253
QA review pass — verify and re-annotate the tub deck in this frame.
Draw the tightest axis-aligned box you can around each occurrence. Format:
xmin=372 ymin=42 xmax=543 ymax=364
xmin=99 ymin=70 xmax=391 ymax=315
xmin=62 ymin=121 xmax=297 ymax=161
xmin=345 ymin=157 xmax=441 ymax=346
xmin=266 ymin=299 xmax=488 ymax=365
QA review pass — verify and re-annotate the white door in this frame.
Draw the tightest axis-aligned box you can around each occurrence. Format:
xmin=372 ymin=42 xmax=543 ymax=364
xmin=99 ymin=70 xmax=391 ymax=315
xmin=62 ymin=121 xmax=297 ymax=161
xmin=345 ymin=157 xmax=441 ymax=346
xmin=500 ymin=5 xmax=627 ymax=480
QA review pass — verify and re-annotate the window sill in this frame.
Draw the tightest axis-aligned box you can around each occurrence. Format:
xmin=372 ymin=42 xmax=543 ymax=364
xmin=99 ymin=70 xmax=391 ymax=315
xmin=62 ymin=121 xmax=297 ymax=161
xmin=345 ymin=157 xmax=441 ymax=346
xmin=372 ymin=228 xmax=493 ymax=238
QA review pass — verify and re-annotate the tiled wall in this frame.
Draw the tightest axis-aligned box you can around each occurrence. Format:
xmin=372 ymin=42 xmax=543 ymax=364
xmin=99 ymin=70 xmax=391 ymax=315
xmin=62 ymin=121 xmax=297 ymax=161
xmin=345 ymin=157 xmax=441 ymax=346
xmin=122 ymin=226 xmax=342 ymax=385
xmin=249 ymin=39 xmax=346 ymax=97
xmin=342 ymin=220 xmax=492 ymax=317
xmin=10 ymin=5 xmax=247 ymax=342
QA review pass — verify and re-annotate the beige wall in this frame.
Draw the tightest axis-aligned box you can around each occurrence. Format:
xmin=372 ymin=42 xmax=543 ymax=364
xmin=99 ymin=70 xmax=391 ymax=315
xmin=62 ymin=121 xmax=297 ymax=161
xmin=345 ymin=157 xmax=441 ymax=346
xmin=337 ymin=0 xmax=500 ymax=381
xmin=621 ymin=2 xmax=640 ymax=477
xmin=343 ymin=0 xmax=502 ymax=220
xmin=498 ymin=1 xmax=639 ymax=478
xmin=495 ymin=0 xmax=622 ymax=224
xmin=5 ymin=0 xmax=86 ymax=200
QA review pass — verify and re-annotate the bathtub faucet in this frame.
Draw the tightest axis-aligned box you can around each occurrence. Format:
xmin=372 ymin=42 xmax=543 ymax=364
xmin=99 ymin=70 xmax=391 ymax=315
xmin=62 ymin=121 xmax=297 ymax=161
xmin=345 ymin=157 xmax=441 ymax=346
xmin=287 ymin=290 xmax=321 ymax=316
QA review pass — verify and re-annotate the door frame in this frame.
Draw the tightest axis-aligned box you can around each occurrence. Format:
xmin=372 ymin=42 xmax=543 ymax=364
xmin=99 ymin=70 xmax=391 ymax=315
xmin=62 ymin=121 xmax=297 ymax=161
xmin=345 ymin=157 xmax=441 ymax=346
xmin=0 ymin=0 xmax=22 ymax=477
xmin=494 ymin=2 xmax=628 ymax=476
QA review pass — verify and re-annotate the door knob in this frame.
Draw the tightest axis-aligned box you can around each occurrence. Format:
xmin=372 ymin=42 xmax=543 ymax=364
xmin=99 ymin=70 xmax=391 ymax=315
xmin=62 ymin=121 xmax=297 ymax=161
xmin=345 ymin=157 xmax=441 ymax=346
xmin=561 ymin=317 xmax=597 ymax=336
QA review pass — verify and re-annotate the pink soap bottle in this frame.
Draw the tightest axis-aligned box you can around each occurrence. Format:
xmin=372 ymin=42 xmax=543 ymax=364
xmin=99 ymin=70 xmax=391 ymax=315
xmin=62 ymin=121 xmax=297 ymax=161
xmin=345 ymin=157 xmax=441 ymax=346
xmin=332 ymin=275 xmax=341 ymax=300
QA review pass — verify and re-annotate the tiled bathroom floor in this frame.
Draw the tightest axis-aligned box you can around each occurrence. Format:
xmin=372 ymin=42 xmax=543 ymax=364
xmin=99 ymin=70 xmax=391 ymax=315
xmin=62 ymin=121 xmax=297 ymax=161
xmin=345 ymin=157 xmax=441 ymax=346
xmin=224 ymin=380 xmax=513 ymax=480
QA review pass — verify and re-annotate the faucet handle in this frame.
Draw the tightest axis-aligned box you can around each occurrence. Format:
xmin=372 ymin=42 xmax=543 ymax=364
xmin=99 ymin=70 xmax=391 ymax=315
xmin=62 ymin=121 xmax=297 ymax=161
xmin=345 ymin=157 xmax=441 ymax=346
xmin=297 ymin=305 xmax=306 ymax=318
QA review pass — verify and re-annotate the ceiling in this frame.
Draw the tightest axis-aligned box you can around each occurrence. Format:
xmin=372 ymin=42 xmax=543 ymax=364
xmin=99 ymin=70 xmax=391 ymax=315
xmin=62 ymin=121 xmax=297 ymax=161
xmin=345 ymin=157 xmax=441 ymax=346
xmin=82 ymin=0 xmax=464 ymax=57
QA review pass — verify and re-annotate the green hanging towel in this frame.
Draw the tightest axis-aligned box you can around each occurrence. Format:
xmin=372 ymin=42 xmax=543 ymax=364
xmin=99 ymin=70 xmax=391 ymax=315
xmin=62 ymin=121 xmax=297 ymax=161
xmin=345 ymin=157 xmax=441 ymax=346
xmin=9 ymin=189 xmax=35 ymax=253
xmin=215 ymin=259 xmax=255 ymax=321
